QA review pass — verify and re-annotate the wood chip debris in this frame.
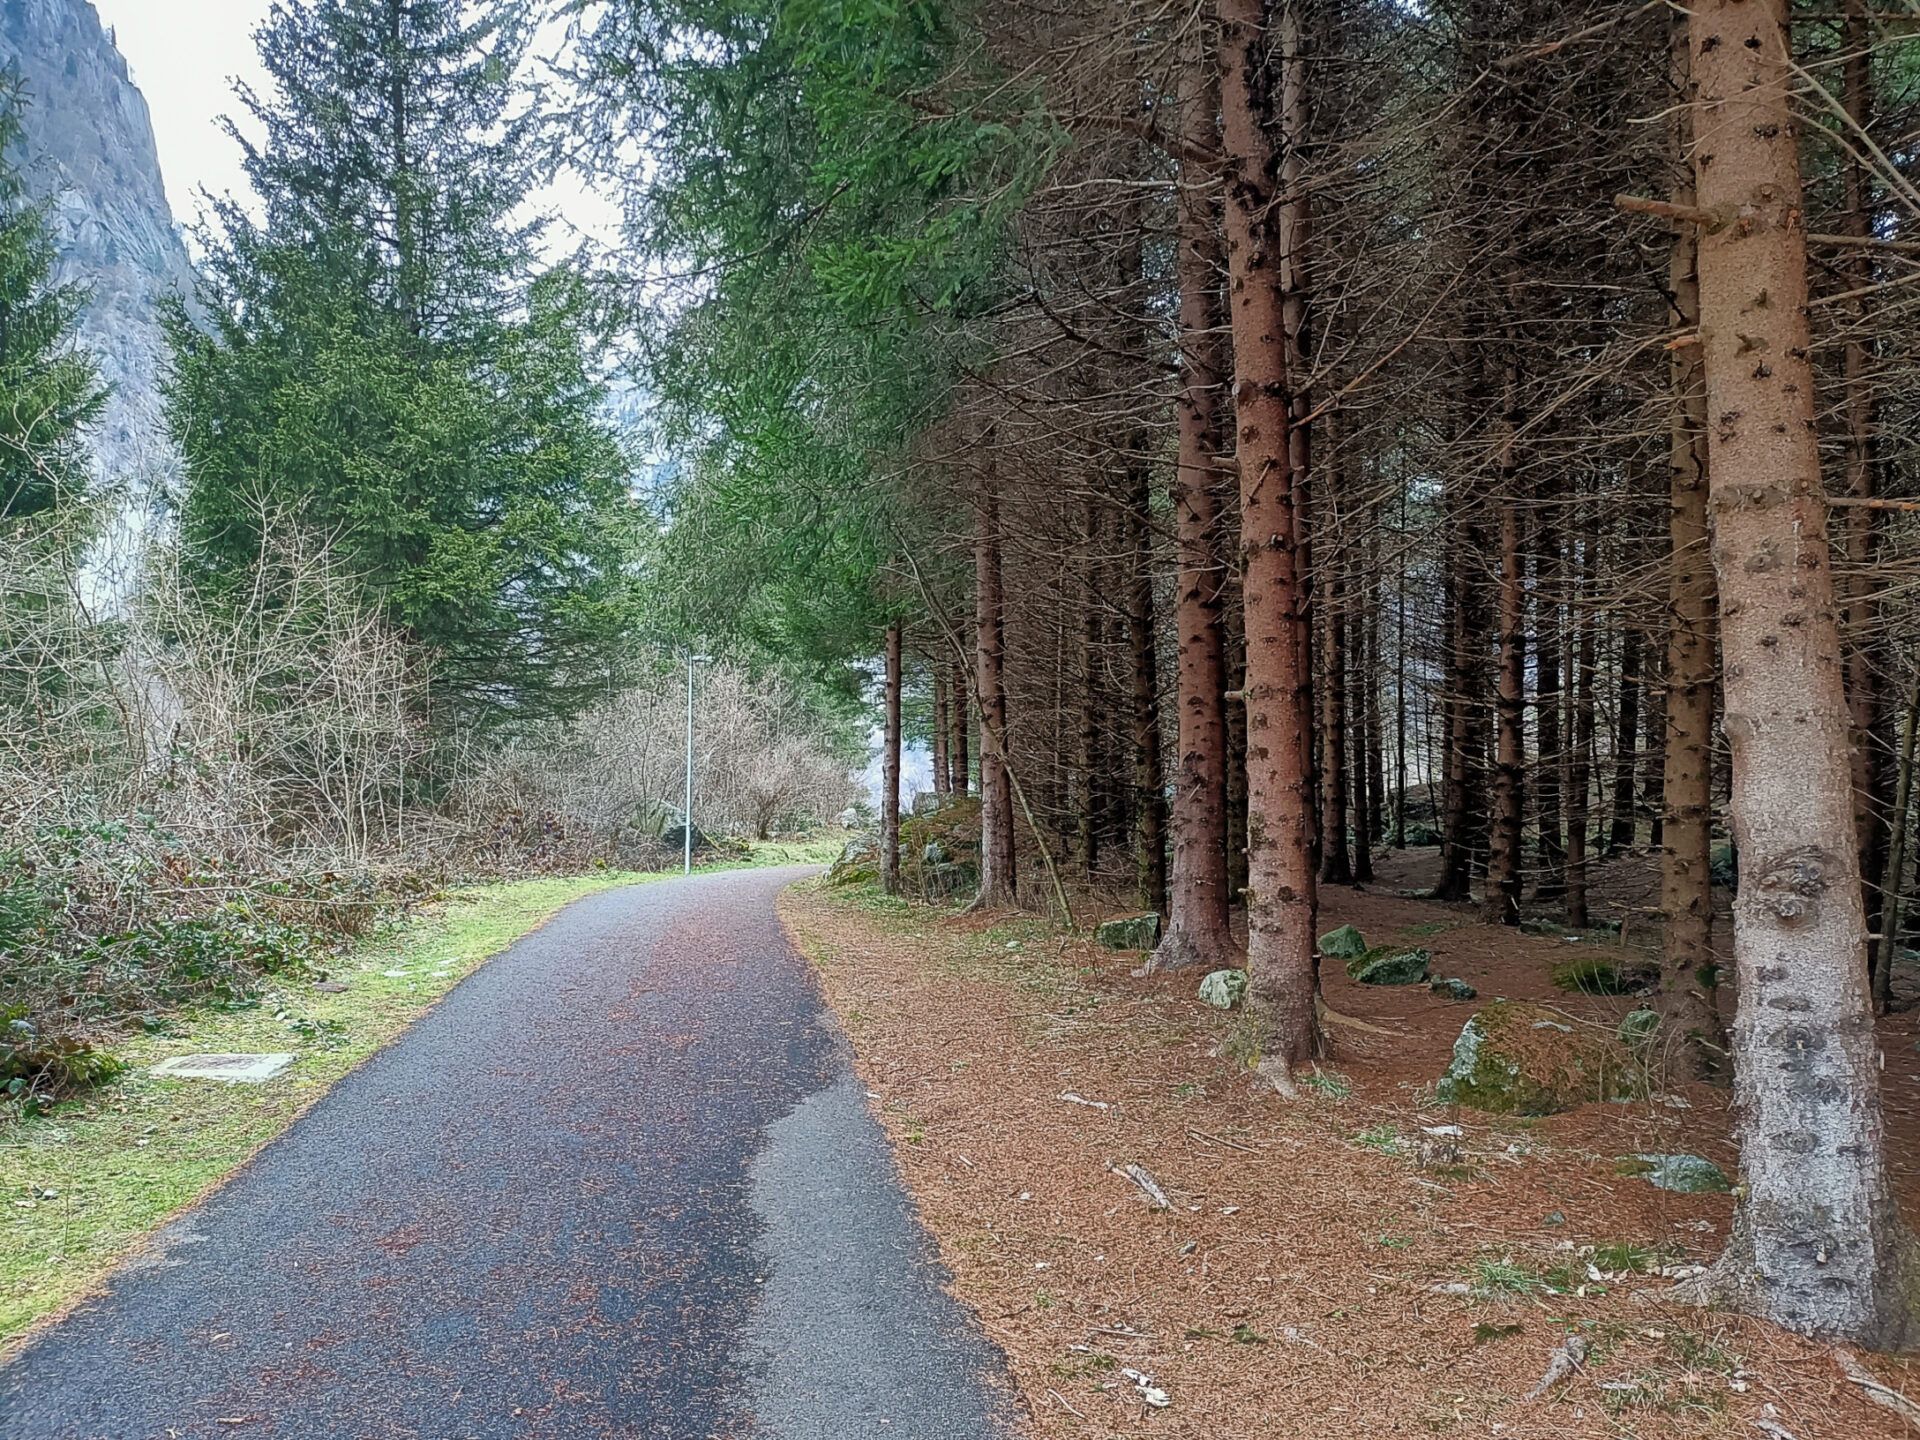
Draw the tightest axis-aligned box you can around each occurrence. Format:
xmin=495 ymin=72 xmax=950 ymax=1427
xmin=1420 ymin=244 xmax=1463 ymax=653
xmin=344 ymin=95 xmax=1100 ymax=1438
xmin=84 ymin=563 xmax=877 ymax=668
xmin=1108 ymin=1161 xmax=1170 ymax=1209
xmin=1120 ymin=1366 xmax=1171 ymax=1408
xmin=1840 ymin=1352 xmax=1920 ymax=1428
xmin=1524 ymin=1334 xmax=1588 ymax=1401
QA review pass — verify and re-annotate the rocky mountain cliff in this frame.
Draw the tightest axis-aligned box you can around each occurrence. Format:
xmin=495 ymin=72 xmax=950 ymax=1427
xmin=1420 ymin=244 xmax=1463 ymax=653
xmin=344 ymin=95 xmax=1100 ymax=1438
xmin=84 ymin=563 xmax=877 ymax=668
xmin=0 ymin=0 xmax=196 ymax=504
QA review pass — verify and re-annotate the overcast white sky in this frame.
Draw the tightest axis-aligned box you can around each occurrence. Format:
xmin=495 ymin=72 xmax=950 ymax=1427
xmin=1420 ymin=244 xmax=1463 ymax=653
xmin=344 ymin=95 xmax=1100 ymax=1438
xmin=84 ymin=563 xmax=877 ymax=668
xmin=92 ymin=0 xmax=618 ymax=247
xmin=92 ymin=0 xmax=272 ymax=221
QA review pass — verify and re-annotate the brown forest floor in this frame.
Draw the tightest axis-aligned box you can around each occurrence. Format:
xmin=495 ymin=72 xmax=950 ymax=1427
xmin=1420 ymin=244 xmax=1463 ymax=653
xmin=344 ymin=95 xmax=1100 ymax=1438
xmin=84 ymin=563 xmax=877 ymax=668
xmin=777 ymin=847 xmax=1920 ymax=1440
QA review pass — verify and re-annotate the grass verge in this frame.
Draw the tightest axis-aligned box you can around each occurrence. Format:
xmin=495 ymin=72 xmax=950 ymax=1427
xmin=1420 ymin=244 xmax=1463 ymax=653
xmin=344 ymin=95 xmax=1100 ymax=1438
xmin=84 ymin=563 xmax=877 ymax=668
xmin=0 ymin=838 xmax=841 ymax=1349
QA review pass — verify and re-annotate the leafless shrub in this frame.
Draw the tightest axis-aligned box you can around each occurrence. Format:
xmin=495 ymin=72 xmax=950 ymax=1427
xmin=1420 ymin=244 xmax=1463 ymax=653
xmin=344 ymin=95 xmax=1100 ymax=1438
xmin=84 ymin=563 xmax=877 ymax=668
xmin=452 ymin=658 xmax=861 ymax=856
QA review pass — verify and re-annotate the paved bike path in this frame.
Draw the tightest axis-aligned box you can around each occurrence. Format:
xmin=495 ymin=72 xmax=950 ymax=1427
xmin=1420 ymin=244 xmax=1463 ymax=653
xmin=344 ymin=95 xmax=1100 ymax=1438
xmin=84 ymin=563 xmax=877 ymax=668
xmin=3 ymin=866 xmax=1018 ymax=1440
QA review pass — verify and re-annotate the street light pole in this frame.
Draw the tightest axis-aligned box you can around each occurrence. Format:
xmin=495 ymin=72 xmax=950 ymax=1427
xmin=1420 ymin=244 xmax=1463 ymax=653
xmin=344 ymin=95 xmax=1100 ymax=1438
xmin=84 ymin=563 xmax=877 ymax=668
xmin=684 ymin=653 xmax=711 ymax=874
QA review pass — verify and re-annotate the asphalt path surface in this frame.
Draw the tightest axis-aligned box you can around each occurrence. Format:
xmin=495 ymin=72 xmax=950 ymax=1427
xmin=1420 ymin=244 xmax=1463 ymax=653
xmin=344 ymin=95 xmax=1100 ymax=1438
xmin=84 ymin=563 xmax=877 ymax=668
xmin=3 ymin=866 xmax=1018 ymax=1440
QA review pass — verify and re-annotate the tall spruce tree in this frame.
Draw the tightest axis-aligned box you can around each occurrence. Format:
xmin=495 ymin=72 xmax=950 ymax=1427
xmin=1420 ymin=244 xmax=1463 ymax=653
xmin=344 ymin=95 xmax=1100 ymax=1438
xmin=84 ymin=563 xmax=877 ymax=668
xmin=168 ymin=0 xmax=638 ymax=726
xmin=0 ymin=73 xmax=104 ymax=525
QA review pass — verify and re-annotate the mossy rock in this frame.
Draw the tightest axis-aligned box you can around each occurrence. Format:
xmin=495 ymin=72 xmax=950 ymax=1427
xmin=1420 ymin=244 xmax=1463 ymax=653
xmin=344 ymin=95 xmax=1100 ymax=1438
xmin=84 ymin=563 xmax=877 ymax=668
xmin=1435 ymin=1001 xmax=1648 ymax=1115
xmin=1345 ymin=946 xmax=1431 ymax=986
xmin=900 ymin=797 xmax=982 ymax=899
xmin=1550 ymin=953 xmax=1659 ymax=997
xmin=826 ymin=834 xmax=880 ymax=887
xmin=1097 ymin=913 xmax=1162 ymax=951
xmin=1616 ymin=1153 xmax=1730 ymax=1194
xmin=1197 ymin=969 xmax=1248 ymax=1010
xmin=1430 ymin=976 xmax=1478 ymax=1001
xmin=1317 ymin=924 xmax=1368 ymax=960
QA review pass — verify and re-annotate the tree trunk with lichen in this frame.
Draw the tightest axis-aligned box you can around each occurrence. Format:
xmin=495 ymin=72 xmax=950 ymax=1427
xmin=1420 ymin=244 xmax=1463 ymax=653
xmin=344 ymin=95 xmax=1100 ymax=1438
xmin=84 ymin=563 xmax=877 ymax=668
xmin=1683 ymin=0 xmax=1917 ymax=1349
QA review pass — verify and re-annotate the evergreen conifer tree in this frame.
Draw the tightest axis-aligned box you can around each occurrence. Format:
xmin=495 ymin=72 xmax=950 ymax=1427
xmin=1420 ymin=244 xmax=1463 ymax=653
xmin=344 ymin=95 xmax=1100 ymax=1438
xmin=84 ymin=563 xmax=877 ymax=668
xmin=169 ymin=0 xmax=638 ymax=726
xmin=0 ymin=73 xmax=105 ymax=525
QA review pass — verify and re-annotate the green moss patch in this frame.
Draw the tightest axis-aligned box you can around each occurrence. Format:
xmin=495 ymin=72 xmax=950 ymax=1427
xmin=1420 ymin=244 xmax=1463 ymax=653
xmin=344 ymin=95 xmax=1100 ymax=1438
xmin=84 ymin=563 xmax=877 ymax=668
xmin=1615 ymin=1154 xmax=1731 ymax=1194
xmin=1435 ymin=1001 xmax=1648 ymax=1115
xmin=1550 ymin=953 xmax=1659 ymax=997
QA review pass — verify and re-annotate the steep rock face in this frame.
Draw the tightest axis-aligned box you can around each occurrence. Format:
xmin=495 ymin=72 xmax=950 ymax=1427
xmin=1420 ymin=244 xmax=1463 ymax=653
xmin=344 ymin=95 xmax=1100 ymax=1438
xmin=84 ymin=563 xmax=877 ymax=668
xmin=0 ymin=0 xmax=196 ymax=498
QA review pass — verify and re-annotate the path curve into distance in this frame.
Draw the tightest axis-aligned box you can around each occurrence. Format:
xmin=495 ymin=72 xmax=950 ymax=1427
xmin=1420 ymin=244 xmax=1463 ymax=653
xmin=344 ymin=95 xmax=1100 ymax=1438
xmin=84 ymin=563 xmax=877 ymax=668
xmin=3 ymin=866 xmax=1019 ymax=1440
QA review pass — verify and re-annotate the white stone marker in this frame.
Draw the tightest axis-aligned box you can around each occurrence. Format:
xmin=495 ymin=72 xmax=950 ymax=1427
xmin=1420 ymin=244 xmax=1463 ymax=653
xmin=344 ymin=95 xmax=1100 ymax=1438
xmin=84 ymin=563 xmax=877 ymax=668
xmin=151 ymin=1053 xmax=297 ymax=1083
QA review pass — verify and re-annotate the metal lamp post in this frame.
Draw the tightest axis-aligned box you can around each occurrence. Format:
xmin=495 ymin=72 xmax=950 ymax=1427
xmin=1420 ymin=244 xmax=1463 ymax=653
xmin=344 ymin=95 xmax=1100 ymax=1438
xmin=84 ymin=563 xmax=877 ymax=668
xmin=684 ymin=653 xmax=711 ymax=873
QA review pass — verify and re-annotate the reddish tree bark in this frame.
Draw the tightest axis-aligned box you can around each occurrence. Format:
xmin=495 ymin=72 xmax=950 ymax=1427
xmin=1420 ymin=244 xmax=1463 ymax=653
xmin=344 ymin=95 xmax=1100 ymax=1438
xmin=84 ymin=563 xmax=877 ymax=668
xmin=881 ymin=620 xmax=903 ymax=895
xmin=950 ymin=658 xmax=970 ymax=794
xmin=1656 ymin=8 xmax=1722 ymax=1076
xmin=1153 ymin=33 xmax=1239 ymax=973
xmin=1214 ymin=0 xmax=1319 ymax=1074
xmin=931 ymin=662 xmax=951 ymax=797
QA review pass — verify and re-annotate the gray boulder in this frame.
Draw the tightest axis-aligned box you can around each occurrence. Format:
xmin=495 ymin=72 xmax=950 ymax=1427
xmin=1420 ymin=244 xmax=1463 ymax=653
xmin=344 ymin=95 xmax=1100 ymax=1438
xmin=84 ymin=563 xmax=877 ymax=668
xmin=1096 ymin=913 xmax=1163 ymax=951
xmin=826 ymin=834 xmax=879 ymax=886
xmin=1197 ymin=969 xmax=1248 ymax=1010
xmin=1317 ymin=924 xmax=1368 ymax=959
xmin=1345 ymin=946 xmax=1431 ymax=986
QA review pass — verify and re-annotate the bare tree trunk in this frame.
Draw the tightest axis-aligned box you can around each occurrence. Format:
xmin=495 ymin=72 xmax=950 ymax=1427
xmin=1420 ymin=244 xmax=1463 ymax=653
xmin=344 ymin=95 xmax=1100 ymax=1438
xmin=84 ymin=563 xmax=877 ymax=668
xmin=1394 ymin=498 xmax=1408 ymax=849
xmin=950 ymin=657 xmax=970 ymax=795
xmin=1319 ymin=507 xmax=1352 ymax=886
xmin=1484 ymin=351 xmax=1525 ymax=927
xmin=931 ymin=662 xmax=950 ymax=797
xmin=1215 ymin=0 xmax=1319 ymax=1073
xmin=882 ymin=620 xmax=902 ymax=895
xmin=1607 ymin=621 xmax=1642 ymax=856
xmin=1078 ymin=499 xmax=1103 ymax=879
xmin=1154 ymin=34 xmax=1239 ymax=973
xmin=1841 ymin=0 xmax=1889 ymax=963
xmin=1225 ymin=577 xmax=1250 ymax=900
xmin=1684 ymin=0 xmax=1917 ymax=1348
xmin=973 ymin=451 xmax=1018 ymax=908
xmin=1641 ymin=662 xmax=1667 ymax=854
xmin=1279 ymin=0 xmax=1321 ymax=895
xmin=1567 ymin=526 xmax=1597 ymax=930
xmin=1876 ymin=666 xmax=1920 ymax=1015
xmin=1127 ymin=464 xmax=1168 ymax=916
xmin=1657 ymin=9 xmax=1723 ymax=1076
xmin=1432 ymin=450 xmax=1486 ymax=902
xmin=1533 ymin=512 xmax=1565 ymax=900
xmin=1354 ymin=523 xmax=1379 ymax=884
